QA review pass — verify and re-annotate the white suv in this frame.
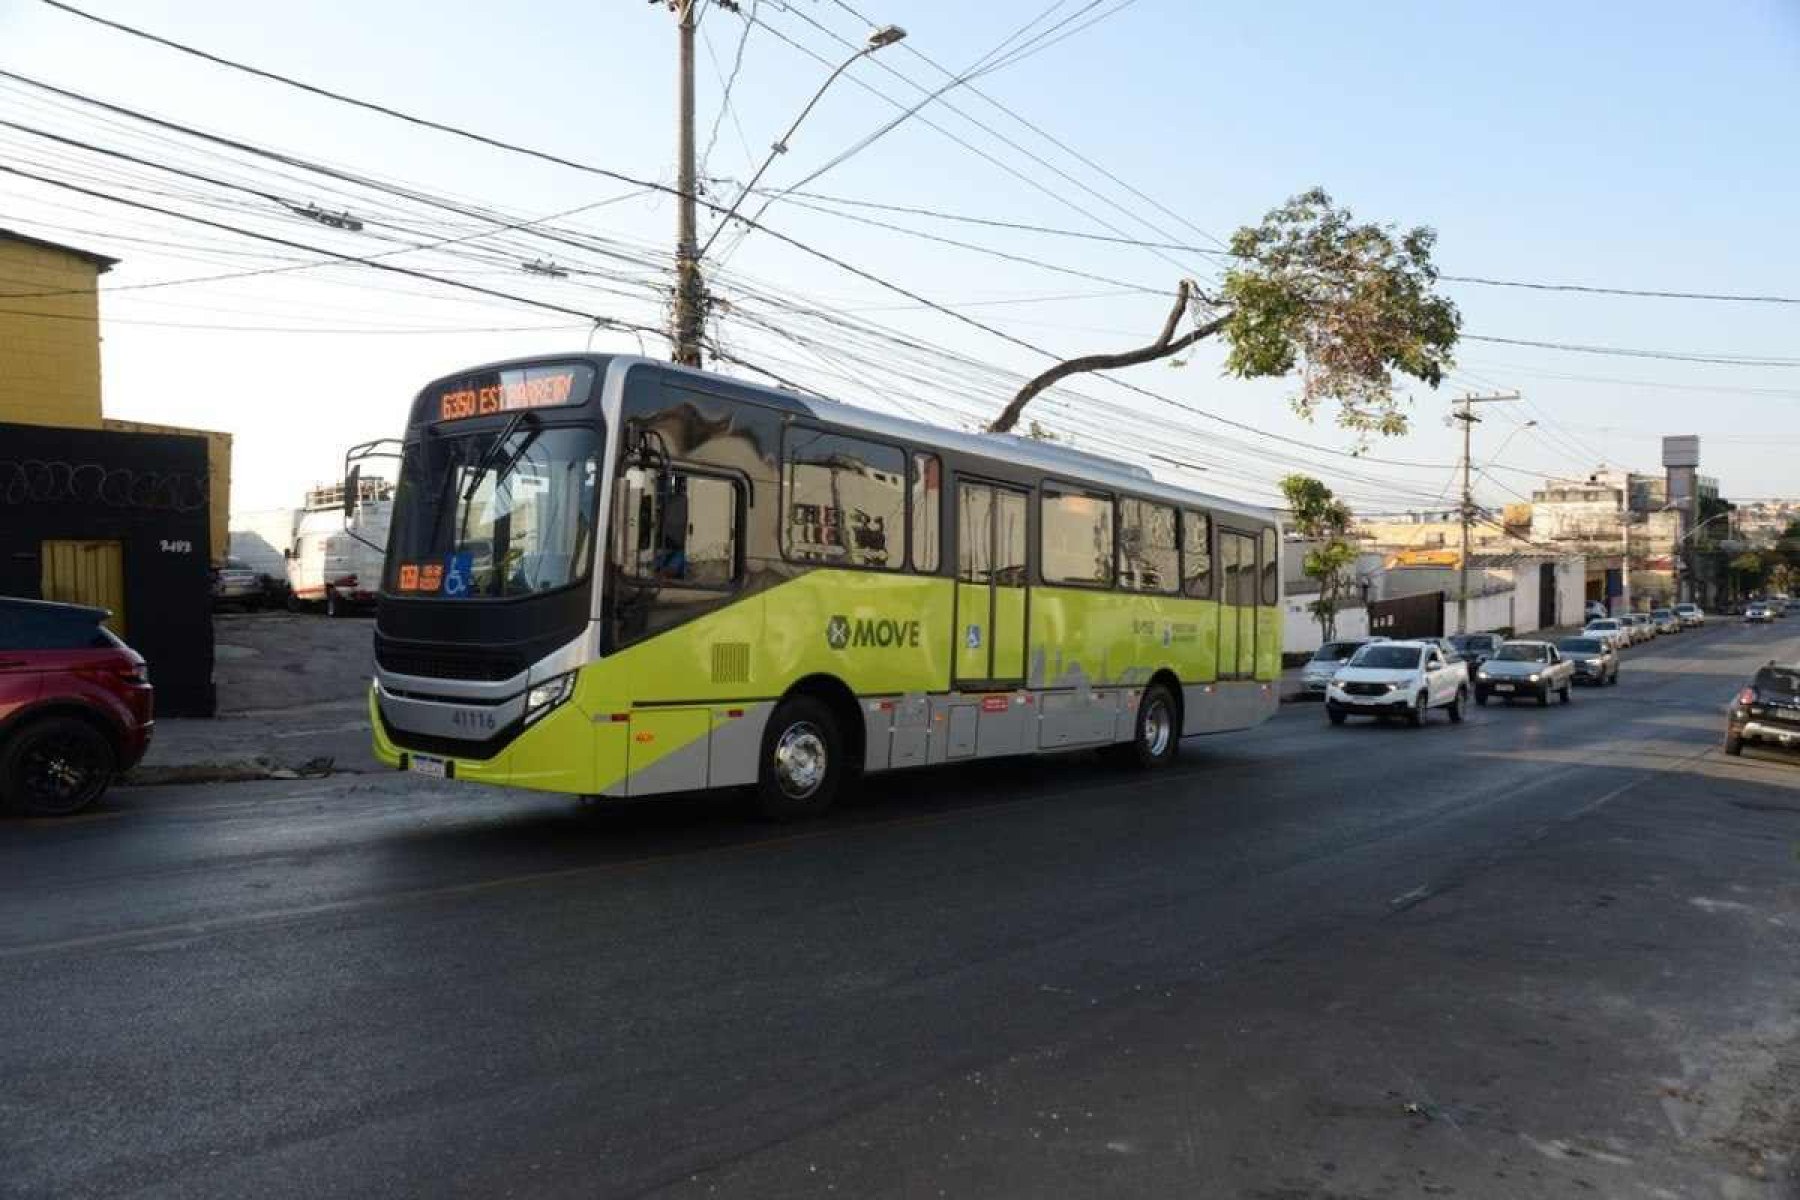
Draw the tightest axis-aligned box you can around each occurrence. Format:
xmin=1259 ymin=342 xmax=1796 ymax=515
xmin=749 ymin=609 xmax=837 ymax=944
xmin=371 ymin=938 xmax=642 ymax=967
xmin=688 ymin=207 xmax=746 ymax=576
xmin=1326 ymin=640 xmax=1470 ymax=727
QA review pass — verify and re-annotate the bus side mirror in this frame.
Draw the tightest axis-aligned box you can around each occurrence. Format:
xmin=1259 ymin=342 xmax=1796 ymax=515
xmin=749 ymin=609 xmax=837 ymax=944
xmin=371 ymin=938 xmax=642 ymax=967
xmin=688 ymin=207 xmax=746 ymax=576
xmin=343 ymin=465 xmax=361 ymax=518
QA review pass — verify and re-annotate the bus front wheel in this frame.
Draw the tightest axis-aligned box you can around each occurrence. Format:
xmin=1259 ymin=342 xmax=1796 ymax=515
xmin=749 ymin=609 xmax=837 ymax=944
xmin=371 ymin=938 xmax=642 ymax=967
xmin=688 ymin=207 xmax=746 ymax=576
xmin=753 ymin=696 xmax=844 ymax=821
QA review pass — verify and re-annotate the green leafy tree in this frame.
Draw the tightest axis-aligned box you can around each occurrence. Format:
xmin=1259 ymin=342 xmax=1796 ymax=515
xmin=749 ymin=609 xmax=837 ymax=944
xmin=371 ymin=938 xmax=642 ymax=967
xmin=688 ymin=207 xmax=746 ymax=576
xmin=989 ymin=188 xmax=1461 ymax=439
xmin=1730 ymin=551 xmax=1765 ymax=596
xmin=1280 ymin=474 xmax=1358 ymax=642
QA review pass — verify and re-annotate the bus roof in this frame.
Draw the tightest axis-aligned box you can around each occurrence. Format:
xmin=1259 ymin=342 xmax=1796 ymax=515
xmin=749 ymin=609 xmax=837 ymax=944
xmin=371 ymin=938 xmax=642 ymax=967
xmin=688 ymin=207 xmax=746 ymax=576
xmin=411 ymin=352 xmax=1282 ymax=529
xmin=637 ymin=357 xmax=1283 ymax=529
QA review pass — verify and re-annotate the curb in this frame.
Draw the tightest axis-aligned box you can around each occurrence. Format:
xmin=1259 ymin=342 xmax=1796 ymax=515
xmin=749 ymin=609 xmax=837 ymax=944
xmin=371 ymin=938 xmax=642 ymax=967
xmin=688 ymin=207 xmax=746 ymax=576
xmin=122 ymin=755 xmax=340 ymax=787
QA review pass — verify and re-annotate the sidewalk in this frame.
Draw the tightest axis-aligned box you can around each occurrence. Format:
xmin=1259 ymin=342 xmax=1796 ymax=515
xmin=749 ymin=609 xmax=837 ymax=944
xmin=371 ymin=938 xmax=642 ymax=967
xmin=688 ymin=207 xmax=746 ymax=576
xmin=129 ymin=698 xmax=383 ymax=785
xmin=125 ymin=611 xmax=383 ymax=785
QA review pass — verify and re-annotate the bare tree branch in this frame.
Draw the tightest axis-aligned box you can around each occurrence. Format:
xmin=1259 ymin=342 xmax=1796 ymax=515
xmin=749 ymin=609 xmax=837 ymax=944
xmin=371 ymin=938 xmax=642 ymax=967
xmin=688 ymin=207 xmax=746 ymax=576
xmin=986 ymin=280 xmax=1228 ymax=434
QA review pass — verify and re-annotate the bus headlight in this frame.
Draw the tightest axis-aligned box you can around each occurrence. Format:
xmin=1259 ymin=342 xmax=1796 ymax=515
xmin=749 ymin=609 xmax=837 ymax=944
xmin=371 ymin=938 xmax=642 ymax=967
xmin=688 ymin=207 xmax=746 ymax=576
xmin=524 ymin=672 xmax=576 ymax=724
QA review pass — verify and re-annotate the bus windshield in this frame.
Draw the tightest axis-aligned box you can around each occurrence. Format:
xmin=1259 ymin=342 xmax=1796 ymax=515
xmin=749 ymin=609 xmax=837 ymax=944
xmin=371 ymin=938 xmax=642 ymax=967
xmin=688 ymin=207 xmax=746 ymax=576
xmin=385 ymin=424 xmax=601 ymax=598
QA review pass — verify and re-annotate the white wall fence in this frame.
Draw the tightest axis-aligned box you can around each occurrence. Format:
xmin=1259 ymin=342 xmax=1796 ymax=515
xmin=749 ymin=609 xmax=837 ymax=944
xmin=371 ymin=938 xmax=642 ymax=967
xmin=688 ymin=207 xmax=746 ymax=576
xmin=1283 ymin=585 xmax=1565 ymax=657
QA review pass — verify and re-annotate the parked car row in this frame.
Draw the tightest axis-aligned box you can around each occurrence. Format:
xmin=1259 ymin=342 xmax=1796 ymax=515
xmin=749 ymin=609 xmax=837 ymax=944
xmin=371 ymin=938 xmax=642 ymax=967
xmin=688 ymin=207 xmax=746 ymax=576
xmin=1318 ymin=606 xmax=1713 ymax=728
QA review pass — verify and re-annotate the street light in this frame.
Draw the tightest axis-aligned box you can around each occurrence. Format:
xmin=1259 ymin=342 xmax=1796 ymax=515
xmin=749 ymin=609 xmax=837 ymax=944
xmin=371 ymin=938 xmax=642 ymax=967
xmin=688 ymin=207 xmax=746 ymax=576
xmin=1483 ymin=419 xmax=1537 ymax=469
xmin=695 ymin=24 xmax=906 ymax=261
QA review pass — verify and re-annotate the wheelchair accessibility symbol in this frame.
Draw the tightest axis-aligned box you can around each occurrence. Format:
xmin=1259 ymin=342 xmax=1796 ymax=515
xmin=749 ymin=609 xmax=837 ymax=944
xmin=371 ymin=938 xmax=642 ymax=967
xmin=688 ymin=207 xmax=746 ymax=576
xmin=443 ymin=552 xmax=473 ymax=598
xmin=965 ymin=624 xmax=982 ymax=650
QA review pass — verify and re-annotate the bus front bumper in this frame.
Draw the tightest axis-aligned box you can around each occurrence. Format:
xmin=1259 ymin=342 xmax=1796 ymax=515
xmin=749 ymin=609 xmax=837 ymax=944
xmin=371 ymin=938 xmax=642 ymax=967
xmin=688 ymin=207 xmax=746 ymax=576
xmin=370 ymin=685 xmax=626 ymax=797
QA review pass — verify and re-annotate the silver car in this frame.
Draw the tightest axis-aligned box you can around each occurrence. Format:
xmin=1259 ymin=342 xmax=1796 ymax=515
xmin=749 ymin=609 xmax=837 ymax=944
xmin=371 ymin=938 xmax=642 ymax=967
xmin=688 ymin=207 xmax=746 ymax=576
xmin=1474 ymin=640 xmax=1576 ymax=706
xmin=1556 ymin=635 xmax=1619 ymax=686
xmin=211 ymin=557 xmax=263 ymax=609
xmin=1301 ymin=639 xmax=1369 ymax=698
xmin=1649 ymin=608 xmax=1680 ymax=635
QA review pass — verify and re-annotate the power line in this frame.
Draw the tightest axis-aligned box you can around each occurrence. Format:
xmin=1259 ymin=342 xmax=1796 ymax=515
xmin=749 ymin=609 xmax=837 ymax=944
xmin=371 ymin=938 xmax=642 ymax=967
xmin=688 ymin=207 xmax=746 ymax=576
xmin=699 ymin=0 xmax=757 ymax=173
xmin=733 ymin=4 xmax=1221 ymax=282
xmin=751 ymin=0 xmax=1099 ymax=205
xmin=1464 ymin=333 xmax=1800 ymax=368
xmin=1442 ymin=274 xmax=1800 ymax=305
xmin=825 ymin=0 xmax=1224 ymax=253
xmin=746 ymin=186 xmax=1800 ymax=308
xmin=0 ymin=163 xmax=657 ymax=332
xmin=13 ymin=19 xmax=1485 ymax=488
xmin=0 ymin=306 xmax=583 ymax=335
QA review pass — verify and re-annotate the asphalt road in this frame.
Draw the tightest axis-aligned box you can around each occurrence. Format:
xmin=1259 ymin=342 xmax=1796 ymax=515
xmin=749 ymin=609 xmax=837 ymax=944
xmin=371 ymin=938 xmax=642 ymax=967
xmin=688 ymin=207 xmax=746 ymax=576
xmin=4 ymin=620 xmax=1798 ymax=1198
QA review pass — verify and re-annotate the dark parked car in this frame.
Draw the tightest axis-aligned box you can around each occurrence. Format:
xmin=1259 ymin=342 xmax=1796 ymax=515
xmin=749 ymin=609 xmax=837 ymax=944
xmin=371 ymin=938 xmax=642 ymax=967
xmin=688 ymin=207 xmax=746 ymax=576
xmin=0 ymin=598 xmax=154 ymax=816
xmin=1448 ymin=632 xmax=1503 ymax=674
xmin=1725 ymin=663 xmax=1800 ymax=757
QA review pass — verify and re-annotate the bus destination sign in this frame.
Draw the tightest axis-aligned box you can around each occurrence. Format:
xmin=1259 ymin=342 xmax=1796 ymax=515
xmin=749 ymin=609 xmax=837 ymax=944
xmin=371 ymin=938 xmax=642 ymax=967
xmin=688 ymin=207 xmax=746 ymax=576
xmin=433 ymin=363 xmax=594 ymax=422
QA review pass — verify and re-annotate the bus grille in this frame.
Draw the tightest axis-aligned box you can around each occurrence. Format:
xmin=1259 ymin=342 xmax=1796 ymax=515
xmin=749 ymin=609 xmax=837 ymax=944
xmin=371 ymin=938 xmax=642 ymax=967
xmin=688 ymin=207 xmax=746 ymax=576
xmin=376 ymin=646 xmax=522 ymax=682
xmin=711 ymin=642 xmax=750 ymax=684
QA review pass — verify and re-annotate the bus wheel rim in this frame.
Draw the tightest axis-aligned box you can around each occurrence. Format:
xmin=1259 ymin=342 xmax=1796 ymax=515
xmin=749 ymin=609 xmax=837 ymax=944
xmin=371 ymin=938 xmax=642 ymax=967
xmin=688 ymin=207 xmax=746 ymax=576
xmin=1143 ymin=698 xmax=1173 ymax=756
xmin=773 ymin=722 xmax=827 ymax=799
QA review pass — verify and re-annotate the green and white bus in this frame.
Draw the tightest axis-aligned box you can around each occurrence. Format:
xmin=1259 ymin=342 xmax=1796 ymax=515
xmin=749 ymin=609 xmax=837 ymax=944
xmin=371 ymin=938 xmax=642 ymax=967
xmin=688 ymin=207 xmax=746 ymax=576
xmin=361 ymin=354 xmax=1282 ymax=818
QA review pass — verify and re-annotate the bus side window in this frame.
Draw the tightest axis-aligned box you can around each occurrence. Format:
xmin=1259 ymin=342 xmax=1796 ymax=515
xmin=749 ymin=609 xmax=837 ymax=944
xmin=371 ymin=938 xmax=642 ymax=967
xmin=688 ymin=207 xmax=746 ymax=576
xmin=1181 ymin=510 xmax=1212 ymax=599
xmin=910 ymin=452 xmax=940 ymax=573
xmin=1260 ymin=526 xmax=1279 ymax=605
xmin=614 ymin=467 xmax=740 ymax=588
xmin=1118 ymin=498 xmax=1178 ymax=593
xmin=782 ymin=428 xmax=904 ymax=570
xmin=1041 ymin=486 xmax=1114 ymax=587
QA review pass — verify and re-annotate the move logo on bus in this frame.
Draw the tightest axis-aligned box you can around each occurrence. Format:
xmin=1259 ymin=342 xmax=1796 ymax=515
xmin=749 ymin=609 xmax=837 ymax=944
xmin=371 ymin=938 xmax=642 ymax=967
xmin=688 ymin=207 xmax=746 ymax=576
xmin=826 ymin=614 xmax=921 ymax=650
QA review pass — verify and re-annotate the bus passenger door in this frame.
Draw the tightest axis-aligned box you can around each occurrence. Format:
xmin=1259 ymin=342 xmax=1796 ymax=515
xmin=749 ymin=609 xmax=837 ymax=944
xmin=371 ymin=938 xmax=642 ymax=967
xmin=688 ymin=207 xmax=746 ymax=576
xmin=954 ymin=483 xmax=1029 ymax=687
xmin=954 ymin=483 xmax=994 ymax=687
xmin=990 ymin=488 xmax=1028 ymax=682
xmin=1219 ymin=529 xmax=1257 ymax=679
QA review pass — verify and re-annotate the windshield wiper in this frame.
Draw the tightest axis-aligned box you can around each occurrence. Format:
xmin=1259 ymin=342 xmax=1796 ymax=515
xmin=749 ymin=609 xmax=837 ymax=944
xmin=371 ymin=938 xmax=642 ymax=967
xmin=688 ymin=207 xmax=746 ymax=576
xmin=460 ymin=411 xmax=537 ymax=505
xmin=456 ymin=413 xmax=543 ymax=548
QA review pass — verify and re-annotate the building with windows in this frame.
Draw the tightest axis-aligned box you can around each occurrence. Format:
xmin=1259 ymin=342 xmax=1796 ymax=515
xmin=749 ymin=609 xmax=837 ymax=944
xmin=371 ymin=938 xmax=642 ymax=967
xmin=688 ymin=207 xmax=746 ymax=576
xmin=0 ymin=230 xmax=221 ymax=714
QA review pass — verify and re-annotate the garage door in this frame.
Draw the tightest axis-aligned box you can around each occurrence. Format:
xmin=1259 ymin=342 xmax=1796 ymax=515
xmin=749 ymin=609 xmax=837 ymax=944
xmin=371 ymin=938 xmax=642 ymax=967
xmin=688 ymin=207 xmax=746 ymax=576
xmin=40 ymin=540 xmax=126 ymax=637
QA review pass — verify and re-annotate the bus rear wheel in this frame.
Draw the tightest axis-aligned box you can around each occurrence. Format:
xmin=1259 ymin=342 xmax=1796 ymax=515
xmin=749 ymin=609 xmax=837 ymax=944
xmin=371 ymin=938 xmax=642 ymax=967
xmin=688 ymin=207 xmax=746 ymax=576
xmin=753 ymin=696 xmax=844 ymax=821
xmin=1113 ymin=682 xmax=1180 ymax=769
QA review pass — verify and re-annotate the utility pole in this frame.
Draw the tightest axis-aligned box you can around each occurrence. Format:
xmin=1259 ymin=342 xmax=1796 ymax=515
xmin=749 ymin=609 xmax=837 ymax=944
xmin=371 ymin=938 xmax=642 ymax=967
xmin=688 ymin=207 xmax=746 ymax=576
xmin=1452 ymin=391 xmax=1521 ymax=633
xmin=670 ymin=0 xmax=706 ymax=367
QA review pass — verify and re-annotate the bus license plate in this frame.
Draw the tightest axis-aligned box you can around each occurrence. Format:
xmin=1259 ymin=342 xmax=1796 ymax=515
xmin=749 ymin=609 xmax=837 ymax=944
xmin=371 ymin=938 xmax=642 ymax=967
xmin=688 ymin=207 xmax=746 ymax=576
xmin=410 ymin=754 xmax=448 ymax=778
xmin=1494 ymin=684 xmax=1515 ymax=693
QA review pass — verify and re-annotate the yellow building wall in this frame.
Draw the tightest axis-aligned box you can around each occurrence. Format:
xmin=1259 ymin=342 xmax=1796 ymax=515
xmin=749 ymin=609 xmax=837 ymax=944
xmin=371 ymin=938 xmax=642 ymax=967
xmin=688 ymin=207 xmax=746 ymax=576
xmin=0 ymin=239 xmax=105 ymax=429
xmin=101 ymin=419 xmax=234 ymax=567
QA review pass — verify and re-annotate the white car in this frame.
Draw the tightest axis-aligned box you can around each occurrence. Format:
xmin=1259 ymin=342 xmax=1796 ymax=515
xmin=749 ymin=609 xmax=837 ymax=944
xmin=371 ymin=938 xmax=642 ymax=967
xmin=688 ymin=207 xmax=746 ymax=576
xmin=1326 ymin=640 xmax=1470 ymax=727
xmin=1583 ymin=619 xmax=1630 ymax=651
xmin=1674 ymin=603 xmax=1705 ymax=627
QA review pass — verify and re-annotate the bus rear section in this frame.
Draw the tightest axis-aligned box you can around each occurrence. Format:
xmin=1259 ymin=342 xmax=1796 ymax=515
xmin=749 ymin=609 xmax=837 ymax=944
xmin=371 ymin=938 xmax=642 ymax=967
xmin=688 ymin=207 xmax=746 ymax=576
xmin=366 ymin=354 xmax=1280 ymax=817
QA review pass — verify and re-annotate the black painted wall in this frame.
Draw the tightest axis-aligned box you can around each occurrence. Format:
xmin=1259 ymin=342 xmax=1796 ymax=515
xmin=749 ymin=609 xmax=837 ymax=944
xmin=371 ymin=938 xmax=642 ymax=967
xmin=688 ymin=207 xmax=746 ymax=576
xmin=0 ymin=422 xmax=215 ymax=716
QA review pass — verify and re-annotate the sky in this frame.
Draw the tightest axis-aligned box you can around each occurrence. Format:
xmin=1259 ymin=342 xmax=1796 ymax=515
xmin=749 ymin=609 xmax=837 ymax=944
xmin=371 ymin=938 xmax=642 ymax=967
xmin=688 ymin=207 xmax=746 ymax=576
xmin=2 ymin=0 xmax=1797 ymax=519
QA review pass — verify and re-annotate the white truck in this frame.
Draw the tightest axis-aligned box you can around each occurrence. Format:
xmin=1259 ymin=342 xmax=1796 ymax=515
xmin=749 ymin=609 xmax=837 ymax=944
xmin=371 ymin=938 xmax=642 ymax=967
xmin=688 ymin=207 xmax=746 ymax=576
xmin=287 ymin=489 xmax=391 ymax=617
xmin=1325 ymin=639 xmax=1470 ymax=727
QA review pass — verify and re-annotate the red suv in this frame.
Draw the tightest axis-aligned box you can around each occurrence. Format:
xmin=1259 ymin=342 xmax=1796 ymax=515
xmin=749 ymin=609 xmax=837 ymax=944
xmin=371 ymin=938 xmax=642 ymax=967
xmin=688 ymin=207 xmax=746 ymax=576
xmin=0 ymin=598 xmax=154 ymax=816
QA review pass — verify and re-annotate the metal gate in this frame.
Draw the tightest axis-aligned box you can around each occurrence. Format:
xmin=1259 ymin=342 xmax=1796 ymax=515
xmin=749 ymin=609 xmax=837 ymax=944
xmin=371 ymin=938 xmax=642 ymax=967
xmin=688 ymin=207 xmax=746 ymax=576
xmin=40 ymin=540 xmax=126 ymax=636
xmin=1368 ymin=591 xmax=1444 ymax=640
